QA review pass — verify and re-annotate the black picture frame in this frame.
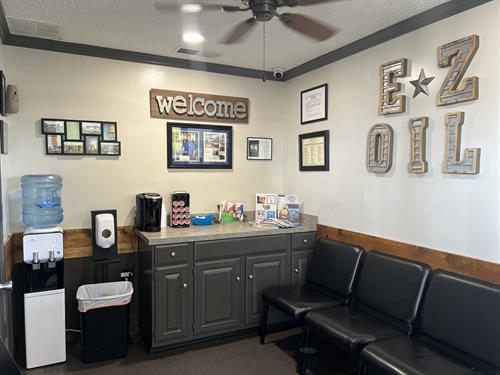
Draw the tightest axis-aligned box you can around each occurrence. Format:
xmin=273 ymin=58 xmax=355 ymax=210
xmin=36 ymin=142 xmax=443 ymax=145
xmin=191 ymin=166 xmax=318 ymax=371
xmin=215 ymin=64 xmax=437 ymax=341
xmin=100 ymin=141 xmax=121 ymax=156
xmin=41 ymin=118 xmax=120 ymax=157
xmin=45 ymin=134 xmax=62 ymax=155
xmin=300 ymin=83 xmax=328 ymax=125
xmin=41 ymin=118 xmax=65 ymax=134
xmin=167 ymin=122 xmax=233 ymax=169
xmin=299 ymin=130 xmax=330 ymax=171
xmin=0 ymin=71 xmax=6 ymax=116
xmin=85 ymin=135 xmax=100 ymax=155
xmin=62 ymin=140 xmax=85 ymax=155
xmin=246 ymin=137 xmax=273 ymax=161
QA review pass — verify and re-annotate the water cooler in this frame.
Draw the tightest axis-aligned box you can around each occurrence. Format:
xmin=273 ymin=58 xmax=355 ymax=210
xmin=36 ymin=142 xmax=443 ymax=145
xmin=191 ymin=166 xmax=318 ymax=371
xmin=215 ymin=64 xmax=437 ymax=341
xmin=21 ymin=175 xmax=66 ymax=369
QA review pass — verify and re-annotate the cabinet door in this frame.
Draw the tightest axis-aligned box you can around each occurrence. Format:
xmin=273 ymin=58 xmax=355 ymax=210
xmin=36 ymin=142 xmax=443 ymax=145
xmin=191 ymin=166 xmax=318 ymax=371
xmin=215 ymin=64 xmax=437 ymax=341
xmin=194 ymin=258 xmax=244 ymax=336
xmin=155 ymin=264 xmax=192 ymax=343
xmin=245 ymin=253 xmax=287 ymax=326
xmin=292 ymin=249 xmax=314 ymax=286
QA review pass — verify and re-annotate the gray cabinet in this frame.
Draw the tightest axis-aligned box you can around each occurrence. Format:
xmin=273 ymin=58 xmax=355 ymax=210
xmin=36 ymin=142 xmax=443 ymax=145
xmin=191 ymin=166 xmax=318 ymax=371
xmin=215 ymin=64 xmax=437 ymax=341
xmin=245 ymin=253 xmax=287 ymax=326
xmin=194 ymin=258 xmax=244 ymax=336
xmin=155 ymin=264 xmax=192 ymax=343
xmin=292 ymin=249 xmax=314 ymax=286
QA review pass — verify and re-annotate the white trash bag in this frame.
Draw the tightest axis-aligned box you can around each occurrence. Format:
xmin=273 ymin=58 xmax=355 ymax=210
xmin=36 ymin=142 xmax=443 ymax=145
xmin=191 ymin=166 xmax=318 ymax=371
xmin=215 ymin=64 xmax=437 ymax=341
xmin=77 ymin=281 xmax=133 ymax=313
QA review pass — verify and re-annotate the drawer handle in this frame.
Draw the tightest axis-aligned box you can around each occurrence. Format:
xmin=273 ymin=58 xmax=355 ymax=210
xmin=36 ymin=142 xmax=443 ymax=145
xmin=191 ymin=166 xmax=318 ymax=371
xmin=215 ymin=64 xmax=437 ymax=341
xmin=248 ymin=274 xmax=254 ymax=280
xmin=236 ymin=276 xmax=241 ymax=282
xmin=182 ymin=283 xmax=188 ymax=289
xmin=294 ymin=268 xmax=299 ymax=274
xmin=170 ymin=251 xmax=176 ymax=257
xmin=303 ymin=239 xmax=309 ymax=244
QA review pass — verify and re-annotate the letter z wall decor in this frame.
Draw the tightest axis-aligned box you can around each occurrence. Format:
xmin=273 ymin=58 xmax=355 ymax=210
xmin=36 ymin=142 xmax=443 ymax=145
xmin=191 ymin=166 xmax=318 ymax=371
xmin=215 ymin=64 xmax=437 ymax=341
xmin=150 ymin=89 xmax=249 ymax=124
xmin=437 ymin=35 xmax=479 ymax=106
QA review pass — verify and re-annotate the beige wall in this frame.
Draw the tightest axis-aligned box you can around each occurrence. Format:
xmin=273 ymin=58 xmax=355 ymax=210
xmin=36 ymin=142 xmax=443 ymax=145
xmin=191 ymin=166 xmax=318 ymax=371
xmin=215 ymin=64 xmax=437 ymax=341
xmin=2 ymin=46 xmax=284 ymax=232
xmin=282 ymin=1 xmax=500 ymax=262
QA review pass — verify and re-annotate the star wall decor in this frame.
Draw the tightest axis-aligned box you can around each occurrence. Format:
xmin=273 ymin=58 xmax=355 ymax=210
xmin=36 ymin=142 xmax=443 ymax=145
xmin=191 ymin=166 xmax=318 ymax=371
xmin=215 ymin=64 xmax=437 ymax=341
xmin=410 ymin=68 xmax=435 ymax=98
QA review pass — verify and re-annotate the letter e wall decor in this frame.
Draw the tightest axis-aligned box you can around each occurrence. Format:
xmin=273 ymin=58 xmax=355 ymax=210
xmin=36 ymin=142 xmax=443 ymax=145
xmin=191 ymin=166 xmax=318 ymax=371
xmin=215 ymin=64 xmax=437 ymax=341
xmin=378 ymin=58 xmax=408 ymax=115
xmin=367 ymin=124 xmax=394 ymax=173
xmin=443 ymin=112 xmax=480 ymax=174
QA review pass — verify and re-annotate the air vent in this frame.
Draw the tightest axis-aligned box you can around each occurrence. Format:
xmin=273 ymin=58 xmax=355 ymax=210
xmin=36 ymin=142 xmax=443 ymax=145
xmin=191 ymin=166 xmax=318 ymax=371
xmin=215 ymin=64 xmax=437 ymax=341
xmin=175 ymin=47 xmax=199 ymax=55
xmin=6 ymin=17 xmax=62 ymax=40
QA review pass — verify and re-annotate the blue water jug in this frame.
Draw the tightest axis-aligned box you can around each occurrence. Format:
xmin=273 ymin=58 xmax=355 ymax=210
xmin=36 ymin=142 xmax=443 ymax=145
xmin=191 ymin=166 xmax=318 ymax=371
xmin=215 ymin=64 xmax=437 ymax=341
xmin=21 ymin=175 xmax=63 ymax=228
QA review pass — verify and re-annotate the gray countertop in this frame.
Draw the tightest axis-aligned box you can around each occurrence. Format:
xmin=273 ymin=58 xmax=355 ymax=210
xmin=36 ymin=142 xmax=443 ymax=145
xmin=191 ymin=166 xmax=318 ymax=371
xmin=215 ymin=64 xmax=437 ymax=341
xmin=136 ymin=214 xmax=318 ymax=246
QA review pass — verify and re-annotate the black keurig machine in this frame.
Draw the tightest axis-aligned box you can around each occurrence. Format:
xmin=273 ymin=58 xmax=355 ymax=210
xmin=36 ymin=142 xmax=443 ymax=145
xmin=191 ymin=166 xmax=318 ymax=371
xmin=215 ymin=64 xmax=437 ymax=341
xmin=135 ymin=193 xmax=162 ymax=232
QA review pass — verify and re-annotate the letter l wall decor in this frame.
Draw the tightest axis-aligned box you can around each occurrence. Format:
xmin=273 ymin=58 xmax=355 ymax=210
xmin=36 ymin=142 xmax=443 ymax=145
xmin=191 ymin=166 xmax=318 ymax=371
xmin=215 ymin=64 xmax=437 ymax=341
xmin=443 ymin=112 xmax=480 ymax=174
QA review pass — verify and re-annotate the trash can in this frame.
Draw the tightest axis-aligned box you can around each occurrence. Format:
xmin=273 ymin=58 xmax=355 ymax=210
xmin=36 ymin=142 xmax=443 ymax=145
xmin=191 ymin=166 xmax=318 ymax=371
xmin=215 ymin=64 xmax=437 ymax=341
xmin=76 ymin=281 xmax=133 ymax=363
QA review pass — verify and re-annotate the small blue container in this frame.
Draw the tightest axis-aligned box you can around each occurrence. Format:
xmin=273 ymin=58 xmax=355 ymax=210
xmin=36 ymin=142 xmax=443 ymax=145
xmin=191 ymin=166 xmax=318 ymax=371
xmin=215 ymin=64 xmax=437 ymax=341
xmin=22 ymin=174 xmax=63 ymax=228
xmin=192 ymin=215 xmax=214 ymax=226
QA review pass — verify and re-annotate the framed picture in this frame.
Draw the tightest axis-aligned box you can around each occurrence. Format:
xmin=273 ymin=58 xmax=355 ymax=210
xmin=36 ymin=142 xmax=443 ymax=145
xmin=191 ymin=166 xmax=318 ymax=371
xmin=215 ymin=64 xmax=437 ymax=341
xmin=102 ymin=122 xmax=117 ymax=141
xmin=0 ymin=71 xmax=5 ymax=116
xmin=63 ymin=141 xmax=84 ymax=155
xmin=247 ymin=137 xmax=272 ymax=160
xmin=42 ymin=119 xmax=65 ymax=134
xmin=167 ymin=122 xmax=232 ymax=169
xmin=85 ymin=136 xmax=99 ymax=155
xmin=0 ymin=120 xmax=7 ymax=154
xmin=301 ymin=83 xmax=328 ymax=125
xmin=46 ymin=134 xmax=62 ymax=155
xmin=81 ymin=122 xmax=102 ymax=135
xmin=65 ymin=121 xmax=81 ymax=140
xmin=299 ymin=130 xmax=329 ymax=171
xmin=100 ymin=141 xmax=121 ymax=156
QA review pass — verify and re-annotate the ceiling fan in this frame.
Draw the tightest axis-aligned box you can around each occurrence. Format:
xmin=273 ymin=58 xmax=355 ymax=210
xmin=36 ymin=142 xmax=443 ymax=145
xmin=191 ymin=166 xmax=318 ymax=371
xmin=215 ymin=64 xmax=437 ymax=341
xmin=154 ymin=0 xmax=339 ymax=44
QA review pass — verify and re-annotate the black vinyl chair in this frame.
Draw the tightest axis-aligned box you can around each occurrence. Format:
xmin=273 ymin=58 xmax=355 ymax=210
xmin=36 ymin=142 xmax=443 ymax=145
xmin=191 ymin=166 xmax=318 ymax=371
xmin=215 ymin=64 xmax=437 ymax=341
xmin=260 ymin=238 xmax=364 ymax=344
xmin=299 ymin=251 xmax=431 ymax=375
xmin=360 ymin=270 xmax=500 ymax=375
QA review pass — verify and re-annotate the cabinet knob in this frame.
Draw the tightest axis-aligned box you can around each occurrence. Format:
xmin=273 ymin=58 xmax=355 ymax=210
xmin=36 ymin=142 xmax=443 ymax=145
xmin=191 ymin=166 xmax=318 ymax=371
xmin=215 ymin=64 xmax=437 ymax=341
xmin=170 ymin=251 xmax=176 ymax=257
xmin=294 ymin=268 xmax=299 ymax=273
xmin=182 ymin=283 xmax=188 ymax=289
xmin=236 ymin=276 xmax=240 ymax=282
xmin=248 ymin=274 xmax=254 ymax=280
xmin=303 ymin=239 xmax=309 ymax=244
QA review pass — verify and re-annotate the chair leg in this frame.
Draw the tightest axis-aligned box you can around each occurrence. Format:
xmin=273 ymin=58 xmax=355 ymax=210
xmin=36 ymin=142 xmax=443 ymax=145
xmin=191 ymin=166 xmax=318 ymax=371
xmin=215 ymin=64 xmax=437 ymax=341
xmin=358 ymin=362 xmax=367 ymax=375
xmin=297 ymin=324 xmax=311 ymax=375
xmin=259 ymin=302 xmax=270 ymax=345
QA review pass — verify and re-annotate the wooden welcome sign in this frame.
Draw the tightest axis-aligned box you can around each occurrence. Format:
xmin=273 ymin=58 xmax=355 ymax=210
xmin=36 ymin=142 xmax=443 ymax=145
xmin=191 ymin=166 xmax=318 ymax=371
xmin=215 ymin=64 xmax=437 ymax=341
xmin=150 ymin=89 xmax=249 ymax=124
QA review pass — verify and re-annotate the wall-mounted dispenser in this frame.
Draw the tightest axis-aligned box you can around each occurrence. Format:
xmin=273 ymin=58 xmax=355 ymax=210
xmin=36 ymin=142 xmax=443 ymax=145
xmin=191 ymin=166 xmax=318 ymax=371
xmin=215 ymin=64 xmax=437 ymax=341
xmin=91 ymin=210 xmax=118 ymax=261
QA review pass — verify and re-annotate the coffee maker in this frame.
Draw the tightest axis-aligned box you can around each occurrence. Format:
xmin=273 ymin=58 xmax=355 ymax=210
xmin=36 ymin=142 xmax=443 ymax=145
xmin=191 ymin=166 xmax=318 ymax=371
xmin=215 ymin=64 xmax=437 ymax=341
xmin=135 ymin=193 xmax=162 ymax=232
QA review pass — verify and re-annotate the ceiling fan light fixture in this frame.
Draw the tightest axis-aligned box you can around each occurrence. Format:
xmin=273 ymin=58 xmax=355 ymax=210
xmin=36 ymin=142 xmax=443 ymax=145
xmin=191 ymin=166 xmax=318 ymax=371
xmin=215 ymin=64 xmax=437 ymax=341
xmin=182 ymin=32 xmax=205 ymax=44
xmin=181 ymin=4 xmax=203 ymax=13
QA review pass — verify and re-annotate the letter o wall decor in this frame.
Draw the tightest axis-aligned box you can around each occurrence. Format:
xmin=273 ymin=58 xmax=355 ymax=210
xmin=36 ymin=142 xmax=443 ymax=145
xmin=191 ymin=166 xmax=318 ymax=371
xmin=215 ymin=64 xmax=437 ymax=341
xmin=366 ymin=123 xmax=394 ymax=173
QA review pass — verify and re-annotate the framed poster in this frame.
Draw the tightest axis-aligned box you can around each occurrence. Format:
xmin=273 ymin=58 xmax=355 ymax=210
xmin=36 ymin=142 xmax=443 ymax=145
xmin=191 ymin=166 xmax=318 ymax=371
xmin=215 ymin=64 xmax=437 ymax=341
xmin=247 ymin=137 xmax=272 ymax=160
xmin=299 ymin=130 xmax=329 ymax=171
xmin=301 ymin=83 xmax=328 ymax=125
xmin=167 ymin=122 xmax=232 ymax=169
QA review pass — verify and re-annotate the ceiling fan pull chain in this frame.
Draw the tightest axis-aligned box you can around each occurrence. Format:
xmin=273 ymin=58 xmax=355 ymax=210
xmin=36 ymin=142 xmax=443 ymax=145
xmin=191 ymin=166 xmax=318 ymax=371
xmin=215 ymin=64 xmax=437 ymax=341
xmin=262 ymin=22 xmax=266 ymax=82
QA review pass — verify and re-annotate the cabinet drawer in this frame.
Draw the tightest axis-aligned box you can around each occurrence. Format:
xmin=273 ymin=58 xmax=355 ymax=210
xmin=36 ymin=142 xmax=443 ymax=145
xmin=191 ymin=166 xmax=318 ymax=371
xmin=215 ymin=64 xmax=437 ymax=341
xmin=155 ymin=243 xmax=192 ymax=266
xmin=195 ymin=235 xmax=287 ymax=261
xmin=291 ymin=232 xmax=316 ymax=250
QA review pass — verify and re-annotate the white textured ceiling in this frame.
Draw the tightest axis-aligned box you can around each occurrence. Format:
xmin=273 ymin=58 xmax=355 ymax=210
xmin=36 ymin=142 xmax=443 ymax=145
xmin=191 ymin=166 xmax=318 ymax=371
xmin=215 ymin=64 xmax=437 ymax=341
xmin=1 ymin=0 xmax=450 ymax=71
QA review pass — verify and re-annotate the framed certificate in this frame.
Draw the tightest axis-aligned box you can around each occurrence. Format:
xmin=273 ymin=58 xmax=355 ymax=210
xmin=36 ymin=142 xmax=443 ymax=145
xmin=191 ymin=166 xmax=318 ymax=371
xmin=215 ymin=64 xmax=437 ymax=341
xmin=299 ymin=130 xmax=329 ymax=171
xmin=247 ymin=137 xmax=272 ymax=160
xmin=301 ymin=83 xmax=328 ymax=125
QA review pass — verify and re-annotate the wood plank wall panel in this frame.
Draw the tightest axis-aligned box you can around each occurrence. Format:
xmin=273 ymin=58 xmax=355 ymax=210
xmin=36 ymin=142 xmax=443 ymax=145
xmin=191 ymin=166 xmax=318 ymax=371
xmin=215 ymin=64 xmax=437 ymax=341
xmin=317 ymin=224 xmax=500 ymax=285
xmin=3 ymin=226 xmax=137 ymax=279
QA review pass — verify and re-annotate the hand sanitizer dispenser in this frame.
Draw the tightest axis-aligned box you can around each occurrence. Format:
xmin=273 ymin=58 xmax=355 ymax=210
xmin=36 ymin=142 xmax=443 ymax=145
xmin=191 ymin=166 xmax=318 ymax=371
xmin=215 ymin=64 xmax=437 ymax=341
xmin=91 ymin=210 xmax=118 ymax=261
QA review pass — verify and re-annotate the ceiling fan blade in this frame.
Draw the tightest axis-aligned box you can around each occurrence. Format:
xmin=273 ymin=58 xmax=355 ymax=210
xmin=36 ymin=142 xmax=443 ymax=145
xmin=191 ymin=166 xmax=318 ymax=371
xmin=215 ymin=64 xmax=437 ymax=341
xmin=282 ymin=0 xmax=339 ymax=6
xmin=220 ymin=18 xmax=257 ymax=44
xmin=154 ymin=3 xmax=245 ymax=12
xmin=279 ymin=13 xmax=337 ymax=41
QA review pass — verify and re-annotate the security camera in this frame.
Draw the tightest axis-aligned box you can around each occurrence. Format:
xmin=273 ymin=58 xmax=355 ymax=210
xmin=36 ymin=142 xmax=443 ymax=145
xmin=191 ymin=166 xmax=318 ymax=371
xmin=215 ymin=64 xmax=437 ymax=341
xmin=273 ymin=68 xmax=284 ymax=80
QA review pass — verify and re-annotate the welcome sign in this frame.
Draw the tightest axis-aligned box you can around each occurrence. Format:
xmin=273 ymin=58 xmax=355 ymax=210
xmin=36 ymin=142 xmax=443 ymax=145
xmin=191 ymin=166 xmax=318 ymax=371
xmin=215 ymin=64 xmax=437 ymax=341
xmin=150 ymin=89 xmax=249 ymax=124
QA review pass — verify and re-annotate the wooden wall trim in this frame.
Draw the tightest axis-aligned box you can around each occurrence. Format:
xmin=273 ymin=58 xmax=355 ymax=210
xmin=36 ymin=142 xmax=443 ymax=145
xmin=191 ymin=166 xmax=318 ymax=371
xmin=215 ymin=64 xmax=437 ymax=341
xmin=3 ymin=226 xmax=137 ymax=279
xmin=317 ymin=224 xmax=500 ymax=285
